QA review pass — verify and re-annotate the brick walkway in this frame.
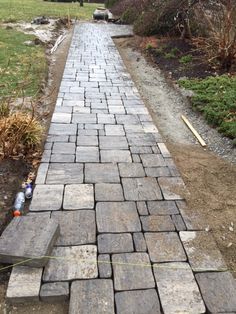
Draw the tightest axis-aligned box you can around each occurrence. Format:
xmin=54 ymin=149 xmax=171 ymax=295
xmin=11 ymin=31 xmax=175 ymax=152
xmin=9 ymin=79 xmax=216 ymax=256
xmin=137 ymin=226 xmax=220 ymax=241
xmin=8 ymin=23 xmax=236 ymax=313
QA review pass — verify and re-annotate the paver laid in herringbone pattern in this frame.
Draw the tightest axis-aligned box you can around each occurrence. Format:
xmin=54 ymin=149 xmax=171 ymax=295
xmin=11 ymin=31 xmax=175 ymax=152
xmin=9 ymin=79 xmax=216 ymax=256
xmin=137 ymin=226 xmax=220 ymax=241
xmin=6 ymin=23 xmax=236 ymax=313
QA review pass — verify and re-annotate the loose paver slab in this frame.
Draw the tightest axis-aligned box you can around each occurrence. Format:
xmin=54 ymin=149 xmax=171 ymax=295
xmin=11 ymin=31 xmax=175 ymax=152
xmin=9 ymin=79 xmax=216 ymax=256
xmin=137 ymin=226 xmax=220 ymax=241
xmin=115 ymin=289 xmax=161 ymax=314
xmin=180 ymin=231 xmax=227 ymax=271
xmin=153 ymin=262 xmax=205 ymax=314
xmin=63 ymin=184 xmax=94 ymax=210
xmin=69 ymin=280 xmax=115 ymax=314
xmin=96 ymin=202 xmax=141 ymax=233
xmin=51 ymin=210 xmax=96 ymax=246
xmin=46 ymin=163 xmax=83 ymax=184
xmin=85 ymin=163 xmax=120 ymax=183
xmin=30 ymin=185 xmax=64 ymax=211
xmin=112 ymin=253 xmax=155 ymax=291
xmin=0 ymin=216 xmax=59 ymax=267
xmin=95 ymin=183 xmax=124 ymax=201
xmin=195 ymin=272 xmax=236 ymax=313
xmin=6 ymin=266 xmax=43 ymax=303
xmin=122 ymin=178 xmax=162 ymax=201
xmin=43 ymin=246 xmax=98 ymax=282
xmin=98 ymin=233 xmax=134 ymax=253
xmin=141 ymin=215 xmax=175 ymax=232
xmin=145 ymin=232 xmax=186 ymax=262
xmin=40 ymin=282 xmax=69 ymax=302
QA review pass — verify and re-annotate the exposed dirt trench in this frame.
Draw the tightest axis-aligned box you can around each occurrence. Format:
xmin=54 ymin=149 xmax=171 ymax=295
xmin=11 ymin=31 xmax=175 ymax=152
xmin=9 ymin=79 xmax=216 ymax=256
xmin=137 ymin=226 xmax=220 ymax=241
xmin=114 ymin=37 xmax=236 ymax=277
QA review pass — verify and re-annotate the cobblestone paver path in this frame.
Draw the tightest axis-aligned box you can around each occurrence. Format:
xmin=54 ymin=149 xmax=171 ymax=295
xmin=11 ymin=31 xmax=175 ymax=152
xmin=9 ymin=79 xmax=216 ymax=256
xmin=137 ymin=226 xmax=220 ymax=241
xmin=7 ymin=23 xmax=236 ymax=313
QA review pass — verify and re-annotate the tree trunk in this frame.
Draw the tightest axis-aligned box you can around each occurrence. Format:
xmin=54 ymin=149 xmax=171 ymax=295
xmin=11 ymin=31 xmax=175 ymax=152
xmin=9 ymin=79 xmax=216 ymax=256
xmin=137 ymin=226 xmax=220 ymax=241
xmin=80 ymin=0 xmax=83 ymax=7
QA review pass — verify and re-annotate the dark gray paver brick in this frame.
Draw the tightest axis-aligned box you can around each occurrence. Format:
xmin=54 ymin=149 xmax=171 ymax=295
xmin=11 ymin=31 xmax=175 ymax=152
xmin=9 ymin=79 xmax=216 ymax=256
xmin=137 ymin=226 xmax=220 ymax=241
xmin=51 ymin=210 xmax=96 ymax=246
xmin=6 ymin=266 xmax=43 ymax=304
xmin=43 ymin=246 xmax=98 ymax=282
xmin=46 ymin=163 xmax=83 ymax=184
xmin=69 ymin=280 xmax=115 ymax=314
xmin=147 ymin=201 xmax=179 ymax=215
xmin=137 ymin=202 xmax=148 ymax=215
xmin=0 ymin=216 xmax=59 ymax=267
xmin=171 ymin=214 xmax=186 ymax=231
xmin=112 ymin=253 xmax=155 ymax=291
xmin=99 ymin=136 xmax=128 ymax=150
xmin=140 ymin=154 xmax=166 ymax=167
xmin=122 ymin=178 xmax=162 ymax=201
xmin=50 ymin=154 xmax=75 ymax=163
xmin=145 ymin=232 xmax=186 ymax=263
xmin=153 ymin=263 xmax=205 ymax=314
xmin=180 ymin=231 xmax=227 ymax=271
xmin=98 ymin=254 xmax=112 ymax=278
xmin=49 ymin=123 xmax=76 ymax=136
xmin=40 ymin=282 xmax=69 ymax=303
xmin=95 ymin=183 xmax=124 ymax=201
xmin=195 ymin=272 xmax=236 ymax=313
xmin=63 ymin=184 xmax=94 ymax=210
xmin=118 ymin=163 xmax=145 ymax=177
xmin=98 ymin=233 xmax=133 ymax=253
xmin=85 ymin=163 xmax=120 ymax=183
xmin=52 ymin=142 xmax=75 ymax=154
xmin=77 ymin=135 xmax=98 ymax=146
xmin=141 ymin=215 xmax=175 ymax=232
xmin=115 ymin=289 xmax=161 ymax=314
xmin=96 ymin=202 xmax=141 ymax=233
xmin=145 ymin=167 xmax=171 ymax=177
xmin=133 ymin=233 xmax=147 ymax=252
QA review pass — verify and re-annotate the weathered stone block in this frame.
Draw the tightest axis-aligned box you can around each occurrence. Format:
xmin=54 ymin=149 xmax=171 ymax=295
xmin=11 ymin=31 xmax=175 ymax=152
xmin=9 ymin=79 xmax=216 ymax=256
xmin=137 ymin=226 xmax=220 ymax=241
xmin=0 ymin=216 xmax=59 ymax=267
xmin=43 ymin=246 xmax=98 ymax=282
xmin=46 ymin=163 xmax=83 ymax=184
xmin=30 ymin=185 xmax=64 ymax=211
xmin=98 ymin=233 xmax=133 ymax=253
xmin=63 ymin=184 xmax=94 ymax=210
xmin=141 ymin=215 xmax=175 ymax=232
xmin=118 ymin=163 xmax=145 ymax=177
xmin=95 ymin=183 xmax=124 ymax=201
xmin=147 ymin=201 xmax=179 ymax=215
xmin=112 ymin=253 xmax=155 ymax=291
xmin=98 ymin=254 xmax=112 ymax=278
xmin=40 ymin=282 xmax=69 ymax=303
xmin=85 ymin=163 xmax=120 ymax=183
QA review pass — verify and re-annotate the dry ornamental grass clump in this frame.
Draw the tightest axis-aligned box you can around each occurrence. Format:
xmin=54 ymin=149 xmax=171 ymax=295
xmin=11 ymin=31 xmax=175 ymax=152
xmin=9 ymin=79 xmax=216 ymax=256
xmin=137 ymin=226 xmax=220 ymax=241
xmin=0 ymin=103 xmax=43 ymax=159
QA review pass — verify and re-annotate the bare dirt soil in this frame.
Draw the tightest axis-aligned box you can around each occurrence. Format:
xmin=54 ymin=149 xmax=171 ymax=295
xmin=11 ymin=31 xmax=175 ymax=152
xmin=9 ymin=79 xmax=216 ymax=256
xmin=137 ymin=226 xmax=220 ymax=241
xmin=115 ymin=37 xmax=236 ymax=277
xmin=0 ymin=23 xmax=72 ymax=314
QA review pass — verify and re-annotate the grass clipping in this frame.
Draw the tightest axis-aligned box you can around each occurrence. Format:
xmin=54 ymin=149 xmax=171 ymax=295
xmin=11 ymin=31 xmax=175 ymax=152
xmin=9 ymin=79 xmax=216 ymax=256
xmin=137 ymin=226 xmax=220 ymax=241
xmin=0 ymin=104 xmax=43 ymax=159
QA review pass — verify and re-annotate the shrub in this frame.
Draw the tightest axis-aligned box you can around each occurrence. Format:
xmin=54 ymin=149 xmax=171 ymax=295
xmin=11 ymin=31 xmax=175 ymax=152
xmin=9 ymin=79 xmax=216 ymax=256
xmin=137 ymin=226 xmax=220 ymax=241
xmin=180 ymin=54 xmax=193 ymax=64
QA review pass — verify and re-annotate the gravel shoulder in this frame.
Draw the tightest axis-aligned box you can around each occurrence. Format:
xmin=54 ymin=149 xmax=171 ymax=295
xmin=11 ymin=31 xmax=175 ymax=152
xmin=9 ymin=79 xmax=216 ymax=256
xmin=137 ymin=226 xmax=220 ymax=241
xmin=115 ymin=37 xmax=236 ymax=276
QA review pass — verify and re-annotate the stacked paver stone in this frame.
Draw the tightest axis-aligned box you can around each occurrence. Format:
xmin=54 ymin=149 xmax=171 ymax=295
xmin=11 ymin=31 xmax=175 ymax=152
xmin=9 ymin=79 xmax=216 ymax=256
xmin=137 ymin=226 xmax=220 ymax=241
xmin=7 ymin=23 xmax=236 ymax=313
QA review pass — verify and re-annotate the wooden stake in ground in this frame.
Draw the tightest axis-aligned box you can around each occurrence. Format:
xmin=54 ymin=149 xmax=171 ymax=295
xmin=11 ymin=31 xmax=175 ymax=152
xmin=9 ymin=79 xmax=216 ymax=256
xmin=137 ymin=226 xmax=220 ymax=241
xmin=181 ymin=115 xmax=206 ymax=147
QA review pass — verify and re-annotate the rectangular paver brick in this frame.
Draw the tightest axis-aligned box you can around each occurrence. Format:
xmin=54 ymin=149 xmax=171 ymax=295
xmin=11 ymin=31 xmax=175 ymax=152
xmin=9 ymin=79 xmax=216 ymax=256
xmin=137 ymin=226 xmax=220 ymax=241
xmin=85 ymin=163 xmax=120 ymax=183
xmin=63 ymin=184 xmax=94 ymax=210
xmin=98 ymin=233 xmax=134 ymax=253
xmin=46 ymin=163 xmax=83 ymax=184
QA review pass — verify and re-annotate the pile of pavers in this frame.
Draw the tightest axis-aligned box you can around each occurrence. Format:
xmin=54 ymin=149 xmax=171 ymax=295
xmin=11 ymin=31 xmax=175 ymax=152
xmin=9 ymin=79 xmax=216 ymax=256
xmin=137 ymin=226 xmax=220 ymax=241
xmin=0 ymin=22 xmax=235 ymax=314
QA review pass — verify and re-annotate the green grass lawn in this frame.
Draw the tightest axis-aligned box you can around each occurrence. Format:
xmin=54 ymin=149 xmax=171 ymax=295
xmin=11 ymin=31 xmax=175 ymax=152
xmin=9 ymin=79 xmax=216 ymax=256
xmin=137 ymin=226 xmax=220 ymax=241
xmin=0 ymin=27 xmax=46 ymax=98
xmin=0 ymin=0 xmax=99 ymax=22
xmin=179 ymin=75 xmax=236 ymax=140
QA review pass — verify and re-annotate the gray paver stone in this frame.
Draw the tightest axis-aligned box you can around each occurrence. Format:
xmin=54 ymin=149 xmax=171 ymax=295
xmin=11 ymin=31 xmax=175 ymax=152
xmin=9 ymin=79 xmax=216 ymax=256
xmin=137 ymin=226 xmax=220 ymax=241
xmin=63 ymin=184 xmax=94 ymax=210
xmin=140 ymin=154 xmax=166 ymax=167
xmin=43 ymin=246 xmax=98 ymax=282
xmin=101 ymin=150 xmax=132 ymax=163
xmin=0 ymin=216 xmax=59 ymax=267
xmin=50 ymin=154 xmax=75 ymax=163
xmin=112 ymin=253 xmax=155 ymax=291
xmin=51 ymin=210 xmax=96 ymax=246
xmin=6 ymin=266 xmax=43 ymax=304
xmin=118 ymin=163 xmax=145 ymax=177
xmin=115 ymin=289 xmax=161 ymax=314
xmin=133 ymin=233 xmax=147 ymax=252
xmin=141 ymin=215 xmax=175 ymax=232
xmin=145 ymin=167 xmax=171 ymax=177
xmin=171 ymin=215 xmax=186 ymax=231
xmin=46 ymin=163 xmax=83 ymax=184
xmin=98 ymin=254 xmax=112 ymax=278
xmin=158 ymin=177 xmax=185 ymax=200
xmin=145 ymin=232 xmax=186 ymax=262
xmin=77 ymin=135 xmax=98 ymax=146
xmin=99 ymin=136 xmax=128 ymax=150
xmin=69 ymin=280 xmax=114 ymax=314
xmin=76 ymin=146 xmax=99 ymax=162
xmin=30 ymin=185 xmax=64 ymax=211
xmin=153 ymin=262 xmax=206 ymax=314
xmin=40 ymin=282 xmax=69 ymax=303
xmin=98 ymin=233 xmax=133 ymax=253
xmin=122 ymin=178 xmax=162 ymax=201
xmin=85 ymin=163 xmax=120 ymax=183
xmin=195 ymin=272 xmax=236 ymax=313
xmin=96 ymin=202 xmax=141 ymax=233
xmin=137 ymin=202 xmax=148 ymax=215
xmin=180 ymin=231 xmax=227 ymax=271
xmin=95 ymin=183 xmax=124 ymax=201
xmin=52 ymin=142 xmax=75 ymax=154
xmin=147 ymin=201 xmax=179 ymax=215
